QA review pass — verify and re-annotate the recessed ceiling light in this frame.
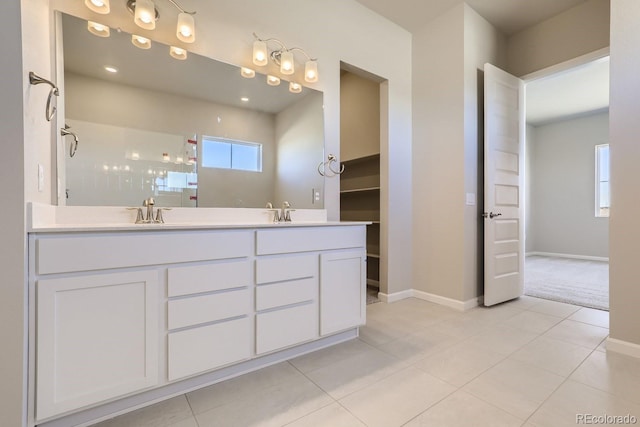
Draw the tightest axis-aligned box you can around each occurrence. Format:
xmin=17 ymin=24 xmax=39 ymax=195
xmin=241 ymin=97 xmax=250 ymax=102
xmin=104 ymin=66 xmax=118 ymax=73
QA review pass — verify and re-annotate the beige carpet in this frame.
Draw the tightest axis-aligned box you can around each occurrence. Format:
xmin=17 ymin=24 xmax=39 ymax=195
xmin=524 ymin=255 xmax=609 ymax=311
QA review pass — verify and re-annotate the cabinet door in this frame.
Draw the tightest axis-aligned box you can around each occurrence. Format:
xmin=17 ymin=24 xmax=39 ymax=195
xmin=36 ymin=270 xmax=159 ymax=421
xmin=320 ymin=250 xmax=366 ymax=336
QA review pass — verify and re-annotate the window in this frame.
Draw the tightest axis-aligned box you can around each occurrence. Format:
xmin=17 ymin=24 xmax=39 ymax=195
xmin=595 ymin=144 xmax=610 ymax=217
xmin=201 ymin=137 xmax=262 ymax=172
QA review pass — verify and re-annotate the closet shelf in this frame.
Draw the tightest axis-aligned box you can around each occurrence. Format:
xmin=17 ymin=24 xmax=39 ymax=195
xmin=340 ymin=186 xmax=380 ymax=194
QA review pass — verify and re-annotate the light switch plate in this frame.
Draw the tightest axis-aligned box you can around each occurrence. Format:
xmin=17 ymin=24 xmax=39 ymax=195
xmin=466 ymin=193 xmax=476 ymax=206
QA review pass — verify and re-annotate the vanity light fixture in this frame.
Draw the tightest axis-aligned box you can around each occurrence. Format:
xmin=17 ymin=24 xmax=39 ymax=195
xmin=132 ymin=34 xmax=151 ymax=49
xmin=240 ymin=67 xmax=255 ymax=78
xmin=252 ymin=33 xmax=319 ymax=83
xmin=169 ymin=46 xmax=187 ymax=60
xmin=266 ymin=75 xmax=281 ymax=86
xmin=85 ymin=0 xmax=110 ymax=14
xmin=87 ymin=21 xmax=110 ymax=37
xmin=124 ymin=0 xmax=196 ymax=42
xmin=289 ymin=82 xmax=302 ymax=94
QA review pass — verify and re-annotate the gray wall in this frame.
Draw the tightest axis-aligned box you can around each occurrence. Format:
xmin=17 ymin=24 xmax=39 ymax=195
xmin=610 ymin=0 xmax=640 ymax=349
xmin=527 ymin=113 xmax=609 ymax=258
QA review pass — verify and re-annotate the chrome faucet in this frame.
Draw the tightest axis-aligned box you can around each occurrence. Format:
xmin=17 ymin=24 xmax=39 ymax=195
xmin=127 ymin=198 xmax=171 ymax=224
xmin=143 ymin=197 xmax=155 ymax=222
xmin=281 ymin=201 xmax=295 ymax=222
xmin=266 ymin=202 xmax=282 ymax=223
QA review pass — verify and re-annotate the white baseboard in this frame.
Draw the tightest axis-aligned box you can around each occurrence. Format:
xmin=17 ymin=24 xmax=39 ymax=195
xmin=526 ymin=251 xmax=609 ymax=262
xmin=378 ymin=289 xmax=413 ymax=303
xmin=606 ymin=337 xmax=640 ymax=359
xmin=412 ymin=290 xmax=479 ymax=311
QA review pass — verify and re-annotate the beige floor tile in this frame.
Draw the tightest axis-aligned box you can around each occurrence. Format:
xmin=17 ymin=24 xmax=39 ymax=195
xmin=526 ymin=299 xmax=581 ymax=318
xmin=528 ymin=380 xmax=640 ymax=427
xmin=463 ymin=324 xmax=538 ymax=356
xmin=570 ymin=350 xmax=640 ymax=406
xmin=428 ymin=315 xmax=493 ymax=339
xmin=376 ymin=325 xmax=460 ymax=364
xmin=462 ymin=358 xmax=565 ymax=420
xmin=90 ymin=396 xmax=194 ymax=427
xmin=358 ymin=317 xmax=419 ymax=347
xmin=186 ymin=362 xmax=305 ymax=414
xmin=503 ymin=310 xmax=562 ymax=334
xmin=509 ymin=336 xmax=592 ymax=377
xmin=339 ymin=366 xmax=456 ymax=427
xmin=543 ymin=319 xmax=609 ymax=350
xmin=402 ymin=390 xmax=523 ymax=427
xmin=464 ymin=304 xmax=523 ymax=324
xmin=413 ymin=340 xmax=505 ymax=387
xmin=194 ymin=375 xmax=332 ymax=427
xmin=284 ymin=402 xmax=366 ymax=427
xmin=289 ymin=338 xmax=374 ymax=373
xmin=304 ymin=344 xmax=408 ymax=399
xmin=503 ymin=295 xmax=544 ymax=310
xmin=568 ymin=307 xmax=610 ymax=328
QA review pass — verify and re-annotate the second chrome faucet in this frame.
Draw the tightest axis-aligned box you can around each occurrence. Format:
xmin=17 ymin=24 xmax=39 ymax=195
xmin=266 ymin=201 xmax=295 ymax=223
xmin=128 ymin=197 xmax=171 ymax=224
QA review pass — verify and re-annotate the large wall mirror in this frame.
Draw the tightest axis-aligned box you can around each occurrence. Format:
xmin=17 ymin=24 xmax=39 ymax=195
xmin=58 ymin=13 xmax=325 ymax=209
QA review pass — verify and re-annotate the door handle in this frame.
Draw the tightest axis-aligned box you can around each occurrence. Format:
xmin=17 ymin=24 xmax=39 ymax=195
xmin=482 ymin=212 xmax=502 ymax=219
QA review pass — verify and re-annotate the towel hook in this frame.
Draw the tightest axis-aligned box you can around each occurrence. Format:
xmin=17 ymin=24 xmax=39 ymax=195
xmin=29 ymin=72 xmax=59 ymax=121
xmin=317 ymin=154 xmax=345 ymax=177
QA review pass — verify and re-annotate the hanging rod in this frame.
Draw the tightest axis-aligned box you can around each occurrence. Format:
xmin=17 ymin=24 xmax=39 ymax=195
xmin=29 ymin=71 xmax=59 ymax=121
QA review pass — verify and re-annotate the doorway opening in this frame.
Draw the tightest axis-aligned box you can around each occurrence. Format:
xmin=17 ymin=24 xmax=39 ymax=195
xmin=523 ymin=53 xmax=610 ymax=311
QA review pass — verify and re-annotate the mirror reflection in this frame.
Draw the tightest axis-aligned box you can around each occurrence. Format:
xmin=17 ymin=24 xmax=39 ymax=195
xmin=60 ymin=13 xmax=325 ymax=209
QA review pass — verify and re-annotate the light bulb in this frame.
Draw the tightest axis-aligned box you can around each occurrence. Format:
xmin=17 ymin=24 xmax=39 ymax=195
xmin=253 ymin=40 xmax=268 ymax=66
xmin=176 ymin=12 xmax=195 ymax=43
xmin=304 ymin=60 xmax=318 ymax=83
xmin=170 ymin=46 xmax=187 ymax=60
xmin=280 ymin=50 xmax=294 ymax=75
xmin=134 ymin=0 xmax=156 ymax=30
xmin=84 ymin=0 xmax=110 ymax=14
xmin=132 ymin=34 xmax=151 ymax=49
xmin=87 ymin=21 xmax=110 ymax=37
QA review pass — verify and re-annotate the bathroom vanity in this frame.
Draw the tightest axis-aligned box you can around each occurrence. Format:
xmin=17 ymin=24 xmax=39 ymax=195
xmin=28 ymin=205 xmax=367 ymax=426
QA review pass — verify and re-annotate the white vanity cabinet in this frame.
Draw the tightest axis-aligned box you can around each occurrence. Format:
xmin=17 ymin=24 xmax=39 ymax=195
xmin=28 ymin=223 xmax=366 ymax=426
xmin=36 ymin=270 xmax=159 ymax=421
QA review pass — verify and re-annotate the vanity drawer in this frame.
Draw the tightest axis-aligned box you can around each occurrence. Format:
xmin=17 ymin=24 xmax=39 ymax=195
xmin=256 ymin=278 xmax=316 ymax=311
xmin=168 ymin=260 xmax=251 ymax=297
xmin=255 ymin=302 xmax=318 ymax=354
xmin=35 ymin=230 xmax=252 ymax=274
xmin=168 ymin=288 xmax=250 ymax=330
xmin=255 ymin=226 xmax=366 ymax=255
xmin=255 ymin=254 xmax=317 ymax=284
xmin=168 ymin=317 xmax=251 ymax=381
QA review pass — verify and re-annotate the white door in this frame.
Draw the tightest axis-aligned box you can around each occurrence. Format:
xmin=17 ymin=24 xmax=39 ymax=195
xmin=483 ymin=63 xmax=525 ymax=306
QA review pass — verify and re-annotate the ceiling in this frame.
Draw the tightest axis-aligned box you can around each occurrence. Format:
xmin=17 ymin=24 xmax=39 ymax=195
xmin=353 ymin=0 xmax=588 ymax=35
xmin=354 ymin=0 xmax=608 ymax=124
xmin=526 ymin=57 xmax=609 ymax=126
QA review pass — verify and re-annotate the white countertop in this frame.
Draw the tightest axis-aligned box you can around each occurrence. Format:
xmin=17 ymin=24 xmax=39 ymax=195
xmin=28 ymin=203 xmax=370 ymax=233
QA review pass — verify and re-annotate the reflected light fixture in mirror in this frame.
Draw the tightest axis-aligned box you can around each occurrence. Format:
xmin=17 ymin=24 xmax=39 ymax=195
xmin=289 ymin=82 xmax=302 ymax=94
xmin=87 ymin=21 xmax=110 ymax=37
xmin=85 ymin=0 xmax=110 ymax=14
xmin=169 ymin=46 xmax=187 ymax=60
xmin=252 ymin=33 xmax=319 ymax=84
xmin=240 ymin=67 xmax=255 ymax=78
xmin=132 ymin=34 xmax=151 ymax=49
xmin=267 ymin=75 xmax=280 ymax=86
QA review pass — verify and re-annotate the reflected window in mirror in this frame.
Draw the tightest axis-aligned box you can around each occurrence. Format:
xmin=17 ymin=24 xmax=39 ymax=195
xmin=202 ymin=137 xmax=262 ymax=173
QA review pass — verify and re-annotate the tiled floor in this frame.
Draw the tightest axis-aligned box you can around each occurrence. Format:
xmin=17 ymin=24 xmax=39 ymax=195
xmin=92 ymin=296 xmax=640 ymax=427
